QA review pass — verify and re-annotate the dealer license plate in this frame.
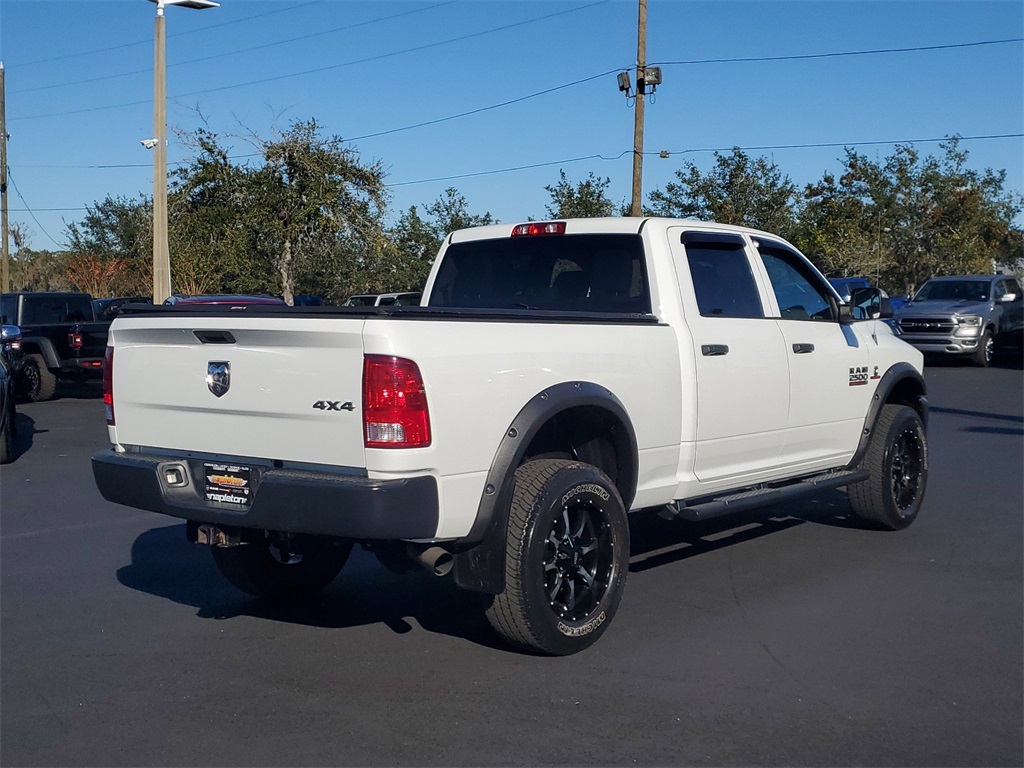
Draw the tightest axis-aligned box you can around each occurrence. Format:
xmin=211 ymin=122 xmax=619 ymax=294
xmin=204 ymin=463 xmax=252 ymax=507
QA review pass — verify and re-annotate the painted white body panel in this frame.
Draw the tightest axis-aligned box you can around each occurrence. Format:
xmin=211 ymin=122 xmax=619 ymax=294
xmin=105 ymin=217 xmax=924 ymax=541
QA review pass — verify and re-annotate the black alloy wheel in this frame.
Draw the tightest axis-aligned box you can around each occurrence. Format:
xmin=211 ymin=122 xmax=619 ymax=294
xmin=486 ymin=459 xmax=629 ymax=655
xmin=543 ymin=494 xmax=615 ymax=622
xmin=849 ymin=404 xmax=928 ymax=530
xmin=889 ymin=424 xmax=924 ymax=513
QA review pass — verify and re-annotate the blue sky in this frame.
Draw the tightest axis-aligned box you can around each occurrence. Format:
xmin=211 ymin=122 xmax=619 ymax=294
xmin=1 ymin=0 xmax=1022 ymax=251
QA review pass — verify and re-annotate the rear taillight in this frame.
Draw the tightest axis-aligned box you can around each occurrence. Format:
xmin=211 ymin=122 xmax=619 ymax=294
xmin=363 ymin=355 xmax=430 ymax=448
xmin=103 ymin=346 xmax=114 ymax=425
xmin=68 ymin=331 xmax=83 ymax=349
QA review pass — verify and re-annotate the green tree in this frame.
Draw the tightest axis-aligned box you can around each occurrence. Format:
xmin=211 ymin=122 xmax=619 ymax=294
xmin=386 ymin=205 xmax=441 ymax=292
xmin=169 ymin=128 xmax=265 ymax=295
xmin=649 ymin=148 xmax=798 ymax=237
xmin=425 ymin=187 xmax=494 ymax=236
xmin=380 ymin=189 xmax=494 ymax=297
xmin=64 ymin=195 xmax=152 ymax=295
xmin=544 ymin=170 xmax=618 ymax=218
xmin=795 ymin=140 xmax=1023 ymax=294
xmin=248 ymin=119 xmax=389 ymax=305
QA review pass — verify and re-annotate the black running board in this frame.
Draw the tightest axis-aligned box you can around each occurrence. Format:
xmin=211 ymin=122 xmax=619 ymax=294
xmin=662 ymin=468 xmax=869 ymax=522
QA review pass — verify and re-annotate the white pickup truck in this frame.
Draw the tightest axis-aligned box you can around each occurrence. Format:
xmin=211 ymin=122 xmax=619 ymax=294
xmin=93 ymin=217 xmax=929 ymax=655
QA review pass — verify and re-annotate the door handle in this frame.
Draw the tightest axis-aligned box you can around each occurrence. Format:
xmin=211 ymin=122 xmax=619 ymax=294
xmin=701 ymin=344 xmax=729 ymax=356
xmin=792 ymin=343 xmax=815 ymax=354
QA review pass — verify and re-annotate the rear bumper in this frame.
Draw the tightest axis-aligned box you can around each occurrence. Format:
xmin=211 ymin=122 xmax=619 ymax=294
xmin=92 ymin=449 xmax=439 ymax=540
xmin=60 ymin=358 xmax=105 ymax=375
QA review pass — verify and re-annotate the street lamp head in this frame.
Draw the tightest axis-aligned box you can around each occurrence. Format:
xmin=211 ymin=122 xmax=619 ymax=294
xmin=147 ymin=0 xmax=220 ymax=9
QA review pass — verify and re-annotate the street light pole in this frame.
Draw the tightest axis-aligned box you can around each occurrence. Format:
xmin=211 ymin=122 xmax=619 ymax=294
xmin=152 ymin=4 xmax=169 ymax=303
xmin=146 ymin=0 xmax=218 ymax=304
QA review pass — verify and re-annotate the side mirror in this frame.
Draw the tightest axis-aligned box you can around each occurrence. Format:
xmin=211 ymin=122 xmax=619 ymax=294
xmin=999 ymin=293 xmax=1017 ymax=303
xmin=1 ymin=324 xmax=23 ymax=364
xmin=847 ymin=287 xmax=892 ymax=322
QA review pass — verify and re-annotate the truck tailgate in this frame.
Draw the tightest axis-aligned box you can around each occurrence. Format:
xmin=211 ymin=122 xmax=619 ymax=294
xmin=109 ymin=315 xmax=367 ymax=467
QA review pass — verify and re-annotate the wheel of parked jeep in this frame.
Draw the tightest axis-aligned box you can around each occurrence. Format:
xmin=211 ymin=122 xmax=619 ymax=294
xmin=19 ymin=354 xmax=58 ymax=402
xmin=211 ymin=533 xmax=352 ymax=600
xmin=486 ymin=459 xmax=629 ymax=656
xmin=849 ymin=404 xmax=928 ymax=530
xmin=972 ymin=329 xmax=994 ymax=367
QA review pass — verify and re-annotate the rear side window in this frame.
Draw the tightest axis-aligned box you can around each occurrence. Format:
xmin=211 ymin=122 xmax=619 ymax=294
xmin=0 ymin=295 xmax=16 ymax=324
xmin=429 ymin=234 xmax=651 ymax=313
xmin=682 ymin=236 xmax=764 ymax=318
xmin=21 ymin=295 xmax=93 ymax=324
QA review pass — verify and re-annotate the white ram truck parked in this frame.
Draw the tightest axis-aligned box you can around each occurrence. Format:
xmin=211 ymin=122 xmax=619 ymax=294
xmin=93 ymin=218 xmax=929 ymax=655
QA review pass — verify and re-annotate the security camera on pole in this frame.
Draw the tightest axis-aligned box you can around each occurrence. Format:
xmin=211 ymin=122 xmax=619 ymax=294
xmin=145 ymin=0 xmax=218 ymax=304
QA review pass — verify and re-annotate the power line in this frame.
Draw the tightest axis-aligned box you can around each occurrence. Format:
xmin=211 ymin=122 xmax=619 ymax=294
xmin=384 ymin=133 xmax=1024 ymax=187
xmin=653 ymin=37 xmax=1022 ymax=67
xmin=14 ymin=2 xmax=459 ymax=96
xmin=10 ymin=1 xmax=326 ymax=69
xmin=11 ymin=1 xmax=611 ymax=122
xmin=12 ymin=34 xmax=1019 ymax=126
xmin=17 ymin=132 xmax=1023 ymax=231
xmin=174 ymin=1 xmax=611 ymax=99
xmin=6 ymin=170 xmax=62 ymax=248
xmin=15 ymin=131 xmax=1023 ymax=173
xmin=656 ymin=132 xmax=1024 ymax=156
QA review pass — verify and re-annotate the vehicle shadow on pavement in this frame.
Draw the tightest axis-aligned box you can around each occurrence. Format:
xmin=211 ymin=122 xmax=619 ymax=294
xmin=7 ymin=410 xmax=40 ymax=462
xmin=628 ymin=490 xmax=865 ymax=572
xmin=116 ymin=524 xmax=505 ymax=650
xmin=117 ymin=492 xmax=869 ymax=648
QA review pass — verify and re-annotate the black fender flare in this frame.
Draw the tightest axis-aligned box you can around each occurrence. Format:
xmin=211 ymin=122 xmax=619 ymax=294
xmin=847 ymin=362 xmax=928 ymax=469
xmin=452 ymin=381 xmax=638 ymax=594
xmin=19 ymin=336 xmax=60 ymax=370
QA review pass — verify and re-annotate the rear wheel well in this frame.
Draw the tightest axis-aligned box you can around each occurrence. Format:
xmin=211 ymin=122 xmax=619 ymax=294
xmin=521 ymin=405 xmax=634 ymax=508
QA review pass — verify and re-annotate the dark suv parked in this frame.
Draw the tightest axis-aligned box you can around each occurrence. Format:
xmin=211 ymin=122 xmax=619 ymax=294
xmin=0 ymin=292 xmax=111 ymax=400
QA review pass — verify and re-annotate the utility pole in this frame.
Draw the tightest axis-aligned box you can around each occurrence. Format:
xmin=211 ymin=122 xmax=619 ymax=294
xmin=1 ymin=61 xmax=9 ymax=294
xmin=630 ymin=0 xmax=647 ymax=217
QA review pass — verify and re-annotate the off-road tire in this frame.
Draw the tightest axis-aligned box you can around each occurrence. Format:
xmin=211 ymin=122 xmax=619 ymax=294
xmin=849 ymin=404 xmax=928 ymax=530
xmin=20 ymin=354 xmax=58 ymax=402
xmin=972 ymin=329 xmax=994 ymax=368
xmin=486 ymin=459 xmax=629 ymax=656
xmin=211 ymin=533 xmax=352 ymax=600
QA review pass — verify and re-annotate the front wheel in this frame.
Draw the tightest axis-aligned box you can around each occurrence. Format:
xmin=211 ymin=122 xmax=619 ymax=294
xmin=972 ymin=329 xmax=994 ymax=367
xmin=486 ymin=459 xmax=630 ymax=655
xmin=849 ymin=404 xmax=928 ymax=530
xmin=211 ymin=532 xmax=352 ymax=600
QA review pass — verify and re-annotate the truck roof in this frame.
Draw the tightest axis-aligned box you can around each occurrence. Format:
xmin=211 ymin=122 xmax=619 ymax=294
xmin=446 ymin=217 xmax=793 ymax=246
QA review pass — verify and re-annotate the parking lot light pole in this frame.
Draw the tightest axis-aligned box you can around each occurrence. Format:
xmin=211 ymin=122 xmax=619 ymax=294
xmin=146 ymin=0 xmax=218 ymax=304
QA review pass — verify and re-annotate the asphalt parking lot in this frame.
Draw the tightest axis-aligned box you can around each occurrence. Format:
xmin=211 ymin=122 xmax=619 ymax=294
xmin=1 ymin=363 xmax=1022 ymax=767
